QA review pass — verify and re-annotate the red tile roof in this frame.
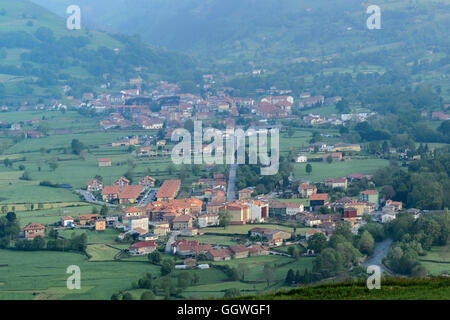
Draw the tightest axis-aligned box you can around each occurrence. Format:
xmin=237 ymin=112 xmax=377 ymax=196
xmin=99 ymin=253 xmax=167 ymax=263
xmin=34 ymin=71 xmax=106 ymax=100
xmin=309 ymin=193 xmax=329 ymax=201
xmin=23 ymin=223 xmax=45 ymax=231
xmin=119 ymin=185 xmax=143 ymax=199
xmin=156 ymin=180 xmax=181 ymax=199
xmin=102 ymin=185 xmax=121 ymax=195
xmin=129 ymin=241 xmax=157 ymax=249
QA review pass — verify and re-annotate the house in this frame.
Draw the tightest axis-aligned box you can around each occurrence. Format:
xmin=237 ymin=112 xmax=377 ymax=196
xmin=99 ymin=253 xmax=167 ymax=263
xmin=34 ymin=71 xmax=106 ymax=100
xmin=102 ymin=186 xmax=121 ymax=202
xmin=249 ymin=228 xmax=292 ymax=243
xmin=172 ymin=215 xmax=193 ymax=230
xmin=113 ymin=177 xmax=130 ymax=190
xmin=124 ymin=216 xmax=149 ymax=233
xmin=322 ymin=152 xmax=343 ymax=162
xmin=284 ymin=202 xmax=304 ymax=216
xmin=61 ymin=216 xmax=74 ymax=227
xmin=197 ymin=214 xmax=219 ymax=228
xmin=305 ymin=229 xmax=326 ymax=240
xmin=139 ymin=146 xmax=157 ymax=157
xmin=238 ymin=188 xmax=253 ymax=200
xmin=220 ymin=202 xmax=250 ymax=225
xmin=299 ymin=183 xmax=317 ymax=198
xmin=296 ymin=156 xmax=308 ymax=163
xmin=98 ymin=158 xmax=112 ymax=167
xmin=309 ymin=193 xmax=329 ymax=211
xmin=78 ymin=214 xmax=99 ymax=226
xmin=139 ymin=233 xmax=158 ymax=241
xmin=206 ymin=248 xmax=232 ymax=261
xmin=229 ymin=245 xmax=250 ymax=259
xmin=360 ymin=190 xmax=379 ymax=206
xmin=139 ymin=176 xmax=156 ymax=189
xmin=150 ymin=222 xmax=171 ymax=236
xmin=95 ymin=219 xmax=106 ymax=231
xmin=23 ymin=223 xmax=45 ymax=239
xmin=156 ymin=179 xmax=181 ymax=201
xmin=179 ymin=228 xmax=199 ymax=237
xmin=123 ymin=206 xmax=143 ymax=217
xmin=105 ymin=214 xmax=119 ymax=226
xmin=248 ymin=244 xmax=269 ymax=257
xmin=331 ymin=143 xmax=361 ymax=152
xmin=119 ymin=185 xmax=143 ymax=204
xmin=172 ymin=240 xmax=211 ymax=256
xmin=129 ymin=241 xmax=157 ymax=256
xmin=324 ymin=178 xmax=348 ymax=190
xmin=86 ymin=179 xmax=103 ymax=192
xmin=344 ymin=207 xmax=358 ymax=219
xmin=156 ymin=139 xmax=166 ymax=146
xmin=385 ymin=200 xmax=402 ymax=211
xmin=242 ymin=200 xmax=269 ymax=222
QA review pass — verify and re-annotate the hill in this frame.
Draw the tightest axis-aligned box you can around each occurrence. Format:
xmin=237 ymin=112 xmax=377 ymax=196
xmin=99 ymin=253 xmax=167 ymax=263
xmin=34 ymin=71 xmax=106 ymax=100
xmin=31 ymin=0 xmax=450 ymax=68
xmin=236 ymin=277 xmax=450 ymax=300
xmin=0 ymin=0 xmax=197 ymax=102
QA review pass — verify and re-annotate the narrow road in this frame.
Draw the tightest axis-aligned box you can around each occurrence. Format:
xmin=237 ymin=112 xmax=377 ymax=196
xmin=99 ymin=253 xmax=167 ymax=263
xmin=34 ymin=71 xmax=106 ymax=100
xmin=75 ymin=189 xmax=114 ymax=207
xmin=165 ymin=231 xmax=180 ymax=253
xmin=227 ymin=164 xmax=238 ymax=202
xmin=138 ymin=188 xmax=157 ymax=207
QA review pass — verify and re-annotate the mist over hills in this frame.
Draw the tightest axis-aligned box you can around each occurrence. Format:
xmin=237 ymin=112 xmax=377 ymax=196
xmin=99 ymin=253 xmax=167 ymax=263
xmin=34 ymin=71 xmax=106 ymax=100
xmin=32 ymin=0 xmax=450 ymax=70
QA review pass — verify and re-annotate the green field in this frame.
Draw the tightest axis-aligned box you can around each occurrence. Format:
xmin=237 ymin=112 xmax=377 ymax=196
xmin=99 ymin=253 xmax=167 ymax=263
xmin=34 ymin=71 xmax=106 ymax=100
xmin=14 ymin=204 xmax=99 ymax=227
xmin=419 ymin=246 xmax=450 ymax=276
xmin=203 ymin=224 xmax=313 ymax=236
xmin=294 ymin=159 xmax=389 ymax=182
xmin=239 ymin=277 xmax=450 ymax=300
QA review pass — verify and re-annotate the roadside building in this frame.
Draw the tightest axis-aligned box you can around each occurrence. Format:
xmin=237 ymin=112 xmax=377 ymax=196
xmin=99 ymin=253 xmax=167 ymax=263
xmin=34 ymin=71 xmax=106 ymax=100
xmin=23 ymin=223 xmax=45 ymax=239
xmin=129 ymin=241 xmax=157 ymax=256
xmin=98 ymin=158 xmax=112 ymax=167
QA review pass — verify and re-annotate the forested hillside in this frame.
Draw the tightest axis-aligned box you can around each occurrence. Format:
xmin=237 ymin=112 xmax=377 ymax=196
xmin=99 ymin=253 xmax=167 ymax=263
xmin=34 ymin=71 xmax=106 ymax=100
xmin=0 ymin=0 xmax=197 ymax=103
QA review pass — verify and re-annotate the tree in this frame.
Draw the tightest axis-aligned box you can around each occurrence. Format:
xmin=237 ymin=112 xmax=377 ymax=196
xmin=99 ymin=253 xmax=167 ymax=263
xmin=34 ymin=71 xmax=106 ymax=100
xmin=100 ymin=205 xmax=109 ymax=216
xmin=285 ymin=269 xmax=295 ymax=285
xmin=148 ymin=251 xmax=161 ymax=264
xmin=307 ymin=233 xmax=328 ymax=253
xmin=110 ymin=293 xmax=121 ymax=300
xmin=263 ymin=264 xmax=274 ymax=287
xmin=3 ymin=158 xmax=12 ymax=168
xmin=218 ymin=210 xmax=231 ymax=229
xmin=141 ymin=291 xmax=155 ymax=300
xmin=287 ymin=127 xmax=295 ymax=138
xmin=306 ymin=163 xmax=312 ymax=176
xmin=177 ymin=272 xmax=192 ymax=289
xmin=71 ymin=139 xmax=85 ymax=155
xmin=122 ymin=292 xmax=134 ymax=300
xmin=326 ymin=155 xmax=333 ymax=164
xmin=287 ymin=246 xmax=300 ymax=258
xmin=237 ymin=263 xmax=250 ymax=280
xmin=381 ymin=185 xmax=396 ymax=200
xmin=224 ymin=288 xmax=241 ymax=298
xmin=161 ymin=259 xmax=174 ymax=276
xmin=357 ymin=231 xmax=375 ymax=255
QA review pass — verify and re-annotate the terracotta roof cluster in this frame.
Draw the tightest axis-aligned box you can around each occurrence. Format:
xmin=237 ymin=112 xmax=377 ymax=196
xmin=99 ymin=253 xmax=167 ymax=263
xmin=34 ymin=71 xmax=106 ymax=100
xmin=156 ymin=179 xmax=181 ymax=199
xmin=102 ymin=185 xmax=121 ymax=195
xmin=119 ymin=185 xmax=143 ymax=199
xmin=309 ymin=193 xmax=329 ymax=201
xmin=23 ymin=223 xmax=45 ymax=231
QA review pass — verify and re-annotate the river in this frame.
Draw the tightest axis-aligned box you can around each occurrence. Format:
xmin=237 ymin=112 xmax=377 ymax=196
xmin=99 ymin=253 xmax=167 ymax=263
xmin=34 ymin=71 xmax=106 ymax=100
xmin=363 ymin=238 xmax=393 ymax=274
